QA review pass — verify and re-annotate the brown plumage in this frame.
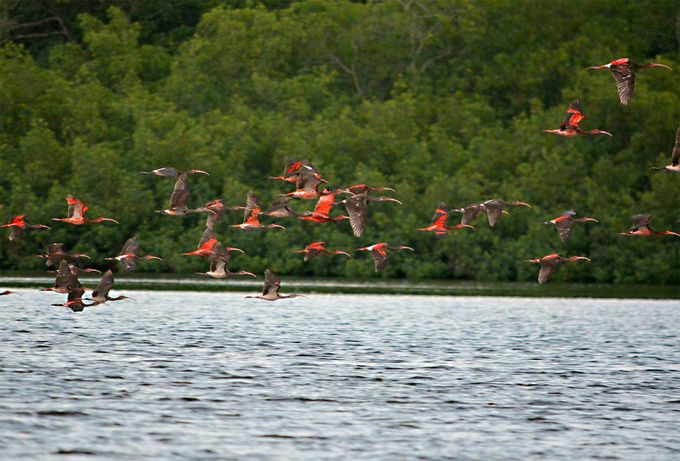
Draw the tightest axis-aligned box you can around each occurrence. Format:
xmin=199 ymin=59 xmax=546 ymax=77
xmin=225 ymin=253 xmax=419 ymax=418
xmin=525 ymin=253 xmax=591 ymax=284
xmin=650 ymin=127 xmax=680 ymax=173
xmin=36 ymin=243 xmax=90 ymax=268
xmin=339 ymin=191 xmax=402 ymax=237
xmin=544 ymin=210 xmax=599 ymax=242
xmin=587 ymin=58 xmax=672 ymax=105
xmin=482 ymin=199 xmax=532 ymax=227
xmin=246 ymin=269 xmax=303 ymax=301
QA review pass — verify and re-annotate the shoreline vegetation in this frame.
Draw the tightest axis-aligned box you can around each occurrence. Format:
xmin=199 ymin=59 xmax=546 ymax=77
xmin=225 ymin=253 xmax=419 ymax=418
xmin=1 ymin=1 xmax=679 ymax=286
xmin=2 ymin=272 xmax=678 ymax=299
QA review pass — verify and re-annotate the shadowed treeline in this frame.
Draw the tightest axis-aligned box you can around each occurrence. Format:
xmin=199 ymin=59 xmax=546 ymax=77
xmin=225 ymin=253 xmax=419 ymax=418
xmin=0 ymin=0 xmax=678 ymax=283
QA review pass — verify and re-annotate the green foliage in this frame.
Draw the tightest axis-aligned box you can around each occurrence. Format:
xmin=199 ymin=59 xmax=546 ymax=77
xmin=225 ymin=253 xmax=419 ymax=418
xmin=0 ymin=1 xmax=679 ymax=284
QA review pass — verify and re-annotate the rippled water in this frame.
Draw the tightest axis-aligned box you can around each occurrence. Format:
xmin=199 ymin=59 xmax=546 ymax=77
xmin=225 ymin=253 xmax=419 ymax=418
xmin=1 ymin=291 xmax=678 ymax=460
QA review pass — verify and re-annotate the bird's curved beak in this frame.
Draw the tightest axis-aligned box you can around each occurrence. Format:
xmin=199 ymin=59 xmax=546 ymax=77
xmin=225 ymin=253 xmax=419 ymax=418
xmin=337 ymin=251 xmax=352 ymax=258
xmin=191 ymin=169 xmax=210 ymax=175
xmin=525 ymin=259 xmax=539 ymax=263
xmin=385 ymin=198 xmax=403 ymax=205
xmin=648 ymin=63 xmax=672 ymax=70
xmin=517 ymin=202 xmax=532 ymax=208
xmin=226 ymin=247 xmax=244 ymax=253
xmin=401 ymin=246 xmax=415 ymax=251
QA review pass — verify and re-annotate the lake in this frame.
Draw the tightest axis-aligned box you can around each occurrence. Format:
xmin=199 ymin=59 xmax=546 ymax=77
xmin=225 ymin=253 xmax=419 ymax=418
xmin=0 ymin=290 xmax=678 ymax=460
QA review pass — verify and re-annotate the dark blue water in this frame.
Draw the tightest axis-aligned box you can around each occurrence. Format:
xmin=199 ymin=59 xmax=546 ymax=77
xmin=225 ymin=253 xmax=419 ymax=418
xmin=1 ymin=290 xmax=678 ymax=460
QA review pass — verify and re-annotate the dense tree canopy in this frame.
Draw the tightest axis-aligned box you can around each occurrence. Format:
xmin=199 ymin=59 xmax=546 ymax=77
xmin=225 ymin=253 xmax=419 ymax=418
xmin=1 ymin=0 xmax=679 ymax=284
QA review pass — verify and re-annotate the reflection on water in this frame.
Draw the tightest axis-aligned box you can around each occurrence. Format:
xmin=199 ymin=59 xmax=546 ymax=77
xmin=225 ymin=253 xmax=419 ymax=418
xmin=0 ymin=291 xmax=678 ymax=460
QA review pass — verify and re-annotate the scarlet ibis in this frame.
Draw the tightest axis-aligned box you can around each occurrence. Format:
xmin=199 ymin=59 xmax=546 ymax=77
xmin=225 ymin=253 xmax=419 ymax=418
xmin=246 ymin=269 xmax=303 ymax=301
xmin=296 ymin=242 xmax=351 ymax=262
xmin=299 ymin=194 xmax=349 ymax=223
xmin=452 ymin=203 xmax=487 ymax=225
xmin=356 ymin=243 xmax=414 ymax=272
xmin=418 ymin=202 xmax=474 ymax=236
xmin=156 ymin=173 xmax=214 ymax=216
xmin=1 ymin=215 xmax=50 ymax=241
xmin=482 ymin=199 xmax=532 ymax=227
xmin=140 ymin=167 xmax=209 ymax=178
xmin=619 ymin=214 xmax=680 ymax=237
xmin=183 ymin=228 xmax=245 ymax=258
xmin=542 ymin=100 xmax=612 ymax=137
xmin=284 ymin=170 xmax=329 ymax=200
xmin=52 ymin=196 xmax=119 ymax=225
xmin=204 ymin=199 xmax=245 ymax=229
xmin=544 ymin=210 xmax=599 ymax=242
xmin=650 ymin=127 xmax=680 ymax=173
xmin=1 ymin=290 xmax=18 ymax=296
xmin=264 ymin=196 xmax=301 ymax=218
xmin=338 ymin=191 xmax=402 ymax=237
xmin=269 ymin=159 xmax=320 ymax=184
xmin=36 ymin=243 xmax=90 ymax=268
xmin=338 ymin=184 xmax=396 ymax=195
xmin=88 ymin=270 xmax=133 ymax=304
xmin=105 ymin=237 xmax=162 ymax=271
xmin=587 ymin=58 xmax=672 ymax=105
xmin=196 ymin=242 xmax=255 ymax=279
xmin=525 ymin=253 xmax=591 ymax=284
xmin=231 ymin=192 xmax=286 ymax=231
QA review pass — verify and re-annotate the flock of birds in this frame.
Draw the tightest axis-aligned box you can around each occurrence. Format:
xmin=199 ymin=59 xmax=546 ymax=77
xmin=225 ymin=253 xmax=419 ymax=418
xmin=0 ymin=58 xmax=678 ymax=310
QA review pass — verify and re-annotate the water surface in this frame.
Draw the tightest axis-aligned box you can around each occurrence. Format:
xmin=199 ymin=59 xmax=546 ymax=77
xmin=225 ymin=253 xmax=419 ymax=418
xmin=1 ymin=291 xmax=678 ymax=460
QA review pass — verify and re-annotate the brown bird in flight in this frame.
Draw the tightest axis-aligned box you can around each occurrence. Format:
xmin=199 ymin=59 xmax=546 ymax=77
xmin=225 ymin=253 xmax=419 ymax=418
xmin=156 ymin=173 xmax=214 ymax=216
xmin=140 ymin=167 xmax=209 ymax=178
xmin=482 ymin=199 xmax=532 ymax=227
xmin=619 ymin=214 xmax=680 ymax=238
xmin=525 ymin=253 xmax=591 ymax=284
xmin=246 ymin=269 xmax=304 ymax=301
xmin=542 ymin=100 xmax=612 ymax=137
xmin=587 ymin=58 xmax=672 ymax=105
xmin=36 ymin=243 xmax=91 ymax=268
xmin=338 ymin=191 xmax=402 ymax=237
xmin=544 ymin=210 xmax=598 ymax=242
xmin=195 ymin=242 xmax=255 ymax=279
xmin=88 ymin=270 xmax=133 ymax=304
xmin=649 ymin=127 xmax=680 ymax=174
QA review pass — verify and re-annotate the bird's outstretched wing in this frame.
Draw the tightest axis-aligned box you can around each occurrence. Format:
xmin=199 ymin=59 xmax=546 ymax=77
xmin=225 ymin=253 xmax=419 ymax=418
xmin=262 ymin=269 xmax=281 ymax=296
xmin=169 ymin=173 xmax=190 ymax=209
xmin=92 ymin=270 xmax=115 ymax=299
xmin=370 ymin=248 xmax=389 ymax=273
xmin=671 ymin=127 xmax=680 ymax=166
xmin=560 ymin=100 xmax=585 ymax=130
xmin=121 ymin=237 xmax=139 ymax=256
xmin=609 ymin=62 xmax=635 ymax=106
xmin=343 ymin=194 xmax=368 ymax=237
xmin=243 ymin=192 xmax=260 ymax=223
xmin=538 ymin=263 xmax=558 ymax=284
